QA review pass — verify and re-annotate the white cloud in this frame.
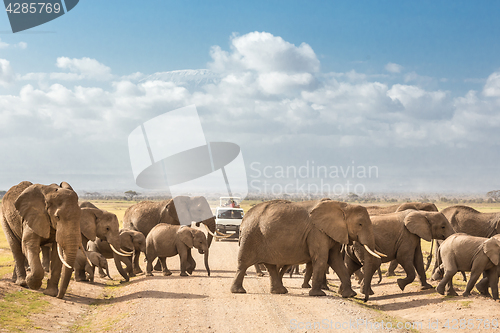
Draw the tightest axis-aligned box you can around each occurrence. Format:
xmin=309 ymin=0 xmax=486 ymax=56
xmin=53 ymin=57 xmax=113 ymax=80
xmin=0 ymin=59 xmax=14 ymax=86
xmin=209 ymin=31 xmax=320 ymax=73
xmin=385 ymin=62 xmax=403 ymax=73
xmin=0 ymin=39 xmax=27 ymax=49
xmin=1 ymin=31 xmax=500 ymax=191
xmin=482 ymin=71 xmax=500 ymax=97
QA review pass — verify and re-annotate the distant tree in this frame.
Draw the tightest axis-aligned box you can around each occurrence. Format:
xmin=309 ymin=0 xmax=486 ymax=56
xmin=487 ymin=190 xmax=500 ymax=202
xmin=440 ymin=197 xmax=449 ymax=202
xmin=125 ymin=190 xmax=140 ymax=201
xmin=0 ymin=190 xmax=6 ymax=198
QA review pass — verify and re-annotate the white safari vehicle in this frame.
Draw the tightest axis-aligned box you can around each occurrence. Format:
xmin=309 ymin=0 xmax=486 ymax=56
xmin=215 ymin=197 xmax=244 ymax=240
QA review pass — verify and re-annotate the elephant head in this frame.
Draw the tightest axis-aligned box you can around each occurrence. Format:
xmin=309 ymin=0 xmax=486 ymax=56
xmin=404 ymin=211 xmax=454 ymax=242
xmin=14 ymin=181 xmax=81 ymax=299
xmin=80 ymin=207 xmax=131 ymax=257
xmin=178 ymin=227 xmax=210 ymax=276
xmin=160 ymin=196 xmax=216 ymax=247
xmin=309 ymin=200 xmax=383 ymax=301
xmin=119 ymin=229 xmax=146 ymax=253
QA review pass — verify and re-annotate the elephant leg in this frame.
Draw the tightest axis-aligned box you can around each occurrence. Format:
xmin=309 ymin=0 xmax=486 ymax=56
xmin=476 ymin=274 xmax=491 ymax=297
xmin=342 ymin=252 xmax=361 ymax=297
xmin=113 ymin=255 xmax=129 ymax=282
xmin=413 ymin=243 xmax=433 ymax=290
xmin=44 ymin=242 xmax=62 ymax=297
xmin=122 ymin=256 xmax=135 ymax=277
xmin=41 ymin=245 xmax=51 ymax=273
xmin=178 ymin=246 xmax=189 ymax=276
xmin=487 ymin=268 xmax=499 ymax=300
xmin=463 ymin=264 xmax=483 ymax=297
xmin=386 ymin=259 xmax=398 ymax=276
xmin=153 ymin=258 xmax=162 ymax=271
xmin=231 ymin=262 xmax=252 ymax=293
xmin=395 ymin=253 xmax=416 ymax=291
xmin=185 ymin=249 xmax=196 ymax=275
xmin=302 ymin=262 xmax=312 ymax=288
xmin=86 ymin=264 xmax=94 ymax=282
xmin=22 ymin=230 xmax=44 ymax=290
xmin=133 ymin=249 xmax=143 ymax=274
xmin=320 ymin=270 xmax=330 ymax=291
xmin=278 ymin=265 xmax=290 ymax=279
xmin=264 ymin=263 xmax=287 ymax=294
xmin=329 ymin=245 xmax=356 ymax=298
xmin=354 ymin=269 xmax=364 ymax=284
xmin=1 ymin=219 xmax=27 ymax=287
xmin=159 ymin=257 xmax=171 ymax=276
xmin=254 ymin=264 xmax=265 ymax=277
xmin=146 ymin=254 xmax=155 ymax=277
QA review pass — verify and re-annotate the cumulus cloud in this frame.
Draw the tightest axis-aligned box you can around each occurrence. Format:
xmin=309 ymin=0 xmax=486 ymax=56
xmin=0 ymin=31 xmax=499 ymax=191
xmin=209 ymin=31 xmax=320 ymax=73
xmin=385 ymin=62 xmax=403 ymax=73
xmin=53 ymin=57 xmax=113 ymax=80
xmin=0 ymin=59 xmax=14 ymax=86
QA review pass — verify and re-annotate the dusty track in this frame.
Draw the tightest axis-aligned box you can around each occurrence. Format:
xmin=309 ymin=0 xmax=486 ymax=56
xmin=2 ymin=238 xmax=500 ymax=332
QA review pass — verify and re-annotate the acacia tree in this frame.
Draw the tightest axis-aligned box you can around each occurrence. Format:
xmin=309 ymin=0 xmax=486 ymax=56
xmin=125 ymin=190 xmax=140 ymax=201
xmin=487 ymin=190 xmax=500 ymax=202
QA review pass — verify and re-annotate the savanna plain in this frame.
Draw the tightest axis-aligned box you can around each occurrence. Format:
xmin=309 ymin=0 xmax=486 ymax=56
xmin=1 ymin=199 xmax=499 ymax=333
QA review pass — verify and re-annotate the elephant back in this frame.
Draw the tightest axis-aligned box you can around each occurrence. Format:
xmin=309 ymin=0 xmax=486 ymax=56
xmin=123 ymin=200 xmax=170 ymax=236
xmin=441 ymin=205 xmax=499 ymax=237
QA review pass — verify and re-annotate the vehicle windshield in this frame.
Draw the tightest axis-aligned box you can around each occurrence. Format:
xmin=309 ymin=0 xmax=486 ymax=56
xmin=217 ymin=209 xmax=243 ymax=219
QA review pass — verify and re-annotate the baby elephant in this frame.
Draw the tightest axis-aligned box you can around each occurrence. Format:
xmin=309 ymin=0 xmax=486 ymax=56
xmin=74 ymin=249 xmax=111 ymax=282
xmin=146 ymin=224 xmax=210 ymax=277
xmin=436 ymin=233 xmax=500 ymax=299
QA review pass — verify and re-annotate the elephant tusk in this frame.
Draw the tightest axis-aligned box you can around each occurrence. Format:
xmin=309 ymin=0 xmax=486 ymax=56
xmin=120 ymin=248 xmax=135 ymax=255
xmin=110 ymin=244 xmax=132 ymax=257
xmin=58 ymin=244 xmax=73 ymax=269
xmin=374 ymin=250 xmax=387 ymax=258
xmin=364 ymin=244 xmax=381 ymax=259
xmin=204 ymin=224 xmax=234 ymax=239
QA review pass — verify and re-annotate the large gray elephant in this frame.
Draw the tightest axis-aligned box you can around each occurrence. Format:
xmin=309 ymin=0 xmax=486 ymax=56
xmin=431 ymin=205 xmax=500 ymax=278
xmin=366 ymin=202 xmax=439 ymax=277
xmin=0 ymin=181 xmax=81 ymax=299
xmin=436 ymin=233 xmax=500 ymax=299
xmin=345 ymin=210 xmax=454 ymax=293
xmin=230 ymin=199 xmax=382 ymax=301
xmin=145 ymin=224 xmax=210 ymax=276
xmin=123 ymin=196 xmax=216 ymax=273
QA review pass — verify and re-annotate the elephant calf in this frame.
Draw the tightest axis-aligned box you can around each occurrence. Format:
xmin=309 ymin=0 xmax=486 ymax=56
xmin=436 ymin=233 xmax=500 ymax=299
xmin=74 ymin=249 xmax=111 ymax=282
xmin=145 ymin=225 xmax=210 ymax=277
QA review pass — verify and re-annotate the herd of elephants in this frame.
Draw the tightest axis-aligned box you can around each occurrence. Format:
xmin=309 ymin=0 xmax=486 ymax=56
xmin=1 ymin=181 xmax=500 ymax=306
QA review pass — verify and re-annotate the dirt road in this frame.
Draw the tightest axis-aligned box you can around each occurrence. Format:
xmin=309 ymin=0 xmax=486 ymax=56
xmin=3 ymin=238 xmax=500 ymax=333
xmin=66 ymin=240 xmax=407 ymax=333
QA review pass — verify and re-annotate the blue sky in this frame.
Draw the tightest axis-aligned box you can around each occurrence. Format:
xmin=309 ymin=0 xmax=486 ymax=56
xmin=1 ymin=1 xmax=500 ymax=195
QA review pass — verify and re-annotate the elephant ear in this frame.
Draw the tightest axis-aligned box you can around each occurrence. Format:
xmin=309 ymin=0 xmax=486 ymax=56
xmin=309 ymin=200 xmax=349 ymax=244
xmin=163 ymin=200 xmax=180 ymax=224
xmin=484 ymin=238 xmax=500 ymax=266
xmin=59 ymin=182 xmax=74 ymax=191
xmin=404 ymin=211 xmax=432 ymax=242
xmin=14 ymin=184 xmax=51 ymax=239
xmin=120 ymin=231 xmax=134 ymax=251
xmin=178 ymin=227 xmax=194 ymax=248
xmin=80 ymin=208 xmax=98 ymax=242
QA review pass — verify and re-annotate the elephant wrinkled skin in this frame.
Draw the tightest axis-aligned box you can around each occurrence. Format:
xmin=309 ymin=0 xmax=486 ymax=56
xmin=0 ymin=181 xmax=81 ymax=299
xmin=231 ymin=199 xmax=381 ymax=300
xmin=145 ymin=224 xmax=210 ymax=277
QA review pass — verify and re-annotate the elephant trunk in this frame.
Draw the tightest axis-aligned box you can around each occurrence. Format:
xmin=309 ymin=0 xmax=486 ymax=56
xmin=202 ymin=216 xmax=216 ymax=248
xmin=204 ymin=248 xmax=210 ymax=276
xmin=57 ymin=246 xmax=77 ymax=299
xmin=359 ymin=237 xmax=381 ymax=302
